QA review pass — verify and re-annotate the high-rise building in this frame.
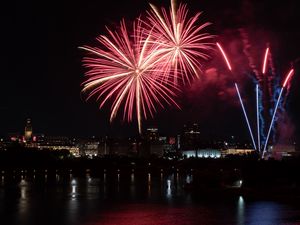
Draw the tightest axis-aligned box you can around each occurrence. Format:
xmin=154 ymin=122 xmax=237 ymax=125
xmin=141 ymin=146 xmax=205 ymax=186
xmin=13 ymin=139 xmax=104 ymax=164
xmin=181 ymin=123 xmax=201 ymax=150
xmin=24 ymin=118 xmax=33 ymax=141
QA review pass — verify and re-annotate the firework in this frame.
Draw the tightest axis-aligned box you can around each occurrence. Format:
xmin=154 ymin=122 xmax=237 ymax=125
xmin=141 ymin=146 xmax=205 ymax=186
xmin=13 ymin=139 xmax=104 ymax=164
xmin=146 ymin=0 xmax=214 ymax=84
xmin=283 ymin=69 xmax=294 ymax=88
xmin=218 ymin=38 xmax=296 ymax=158
xmin=256 ymin=84 xmax=261 ymax=152
xmin=80 ymin=19 xmax=180 ymax=134
xmin=262 ymin=47 xmax=269 ymax=74
xmin=235 ymin=83 xmax=257 ymax=150
xmin=216 ymin=42 xmax=232 ymax=71
xmin=217 ymin=42 xmax=257 ymax=149
xmin=262 ymin=69 xmax=294 ymax=157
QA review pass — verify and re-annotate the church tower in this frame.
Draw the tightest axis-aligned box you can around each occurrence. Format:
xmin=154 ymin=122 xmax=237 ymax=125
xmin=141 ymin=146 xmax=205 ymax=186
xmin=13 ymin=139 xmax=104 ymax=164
xmin=24 ymin=118 xmax=33 ymax=141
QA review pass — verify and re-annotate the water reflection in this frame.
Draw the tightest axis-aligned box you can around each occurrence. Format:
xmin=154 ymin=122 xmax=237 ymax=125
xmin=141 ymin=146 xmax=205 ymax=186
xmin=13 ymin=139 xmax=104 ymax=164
xmin=68 ymin=179 xmax=79 ymax=225
xmin=147 ymin=173 xmax=151 ymax=197
xmin=71 ymin=179 xmax=77 ymax=199
xmin=247 ymin=201 xmax=282 ymax=225
xmin=237 ymin=196 xmax=245 ymax=225
xmin=0 ymin=172 xmax=299 ymax=225
xmin=117 ymin=173 xmax=120 ymax=193
xmin=166 ymin=179 xmax=172 ymax=199
xmin=103 ymin=172 xmax=107 ymax=198
xmin=18 ymin=179 xmax=29 ymax=223
xmin=103 ymin=172 xmax=106 ymax=183
xmin=20 ymin=179 xmax=27 ymax=200
xmin=130 ymin=173 xmax=135 ymax=198
xmin=117 ymin=173 xmax=120 ymax=183
xmin=186 ymin=174 xmax=192 ymax=184
xmin=86 ymin=170 xmax=91 ymax=181
xmin=1 ymin=171 xmax=4 ymax=184
xmin=87 ymin=177 xmax=92 ymax=183
xmin=56 ymin=173 xmax=60 ymax=182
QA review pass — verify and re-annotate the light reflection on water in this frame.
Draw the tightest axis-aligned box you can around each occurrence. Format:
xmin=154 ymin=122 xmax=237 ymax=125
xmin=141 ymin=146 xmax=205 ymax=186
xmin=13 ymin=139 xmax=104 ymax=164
xmin=71 ymin=179 xmax=77 ymax=199
xmin=166 ymin=179 xmax=172 ymax=199
xmin=0 ymin=172 xmax=299 ymax=225
xmin=18 ymin=179 xmax=28 ymax=222
xmin=147 ymin=173 xmax=151 ymax=197
xmin=247 ymin=201 xmax=283 ymax=225
xmin=237 ymin=196 xmax=245 ymax=225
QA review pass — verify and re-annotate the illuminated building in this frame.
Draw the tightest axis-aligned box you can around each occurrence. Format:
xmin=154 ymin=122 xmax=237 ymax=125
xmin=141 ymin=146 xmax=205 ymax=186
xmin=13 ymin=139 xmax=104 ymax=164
xmin=144 ymin=127 xmax=166 ymax=157
xmin=43 ymin=136 xmax=71 ymax=145
xmin=78 ymin=140 xmax=100 ymax=158
xmin=0 ymin=138 xmax=5 ymax=150
xmin=24 ymin=118 xmax=33 ymax=141
xmin=271 ymin=144 xmax=299 ymax=160
xmin=8 ymin=133 xmax=22 ymax=142
xmin=36 ymin=136 xmax=80 ymax=157
xmin=182 ymin=149 xmax=221 ymax=158
xmin=221 ymin=137 xmax=255 ymax=157
xmin=37 ymin=145 xmax=80 ymax=157
xmin=162 ymin=137 xmax=180 ymax=159
xmin=142 ymin=127 xmax=179 ymax=158
xmin=222 ymin=148 xmax=255 ymax=157
xmin=181 ymin=123 xmax=201 ymax=150
xmin=32 ymin=133 xmax=45 ymax=144
xmin=146 ymin=127 xmax=159 ymax=143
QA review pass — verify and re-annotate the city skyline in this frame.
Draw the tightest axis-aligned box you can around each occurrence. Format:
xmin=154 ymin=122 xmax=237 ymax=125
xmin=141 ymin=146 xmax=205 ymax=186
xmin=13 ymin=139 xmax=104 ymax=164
xmin=2 ymin=2 xmax=300 ymax=224
xmin=2 ymin=0 xmax=300 ymax=143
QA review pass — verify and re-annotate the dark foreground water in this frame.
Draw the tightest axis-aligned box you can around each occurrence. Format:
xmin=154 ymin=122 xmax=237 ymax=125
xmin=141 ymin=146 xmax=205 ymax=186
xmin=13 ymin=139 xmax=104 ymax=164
xmin=0 ymin=171 xmax=300 ymax=225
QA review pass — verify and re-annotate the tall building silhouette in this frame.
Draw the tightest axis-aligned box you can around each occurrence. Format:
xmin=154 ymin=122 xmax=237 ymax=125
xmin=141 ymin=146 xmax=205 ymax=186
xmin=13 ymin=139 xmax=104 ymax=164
xmin=24 ymin=118 xmax=33 ymax=141
xmin=181 ymin=123 xmax=201 ymax=150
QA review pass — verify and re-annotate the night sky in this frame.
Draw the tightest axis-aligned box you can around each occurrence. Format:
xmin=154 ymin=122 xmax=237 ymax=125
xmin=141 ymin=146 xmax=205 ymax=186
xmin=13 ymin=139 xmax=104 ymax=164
xmin=2 ymin=0 xmax=300 ymax=142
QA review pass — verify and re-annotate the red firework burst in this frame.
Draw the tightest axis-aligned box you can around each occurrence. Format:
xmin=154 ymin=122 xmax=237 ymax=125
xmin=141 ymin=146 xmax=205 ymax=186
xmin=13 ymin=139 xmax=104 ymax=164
xmin=146 ymin=0 xmax=215 ymax=84
xmin=80 ymin=19 xmax=180 ymax=134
